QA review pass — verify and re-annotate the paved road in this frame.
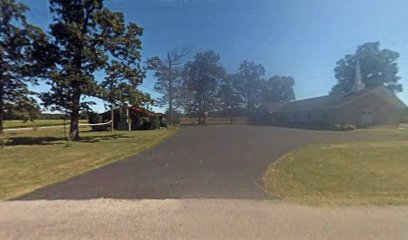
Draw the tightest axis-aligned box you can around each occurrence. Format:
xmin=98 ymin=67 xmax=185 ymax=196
xmin=1 ymin=199 xmax=407 ymax=240
xmin=19 ymin=125 xmax=385 ymax=200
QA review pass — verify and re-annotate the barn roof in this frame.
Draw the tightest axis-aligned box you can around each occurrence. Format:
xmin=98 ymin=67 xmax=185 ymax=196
xmin=270 ymin=86 xmax=407 ymax=113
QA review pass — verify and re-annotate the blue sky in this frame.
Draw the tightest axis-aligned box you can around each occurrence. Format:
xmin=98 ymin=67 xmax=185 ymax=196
xmin=22 ymin=0 xmax=408 ymax=113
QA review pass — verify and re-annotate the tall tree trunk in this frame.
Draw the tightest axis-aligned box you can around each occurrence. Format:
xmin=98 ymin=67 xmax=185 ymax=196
xmin=203 ymin=113 xmax=206 ymax=125
xmin=0 ymin=98 xmax=3 ymax=136
xmin=198 ymin=115 xmax=202 ymax=125
xmin=0 ymin=82 xmax=3 ymax=135
xmin=69 ymin=91 xmax=81 ymax=141
xmin=111 ymin=104 xmax=114 ymax=132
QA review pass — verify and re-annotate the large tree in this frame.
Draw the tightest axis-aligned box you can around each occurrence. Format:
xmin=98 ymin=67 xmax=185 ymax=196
xmin=182 ymin=50 xmax=225 ymax=125
xmin=147 ymin=48 xmax=189 ymax=126
xmin=234 ymin=60 xmax=265 ymax=121
xmin=99 ymin=60 xmax=146 ymax=131
xmin=0 ymin=0 xmax=48 ymax=134
xmin=40 ymin=0 xmax=144 ymax=140
xmin=331 ymin=42 xmax=402 ymax=95
xmin=217 ymin=73 xmax=241 ymax=124
xmin=261 ymin=75 xmax=295 ymax=103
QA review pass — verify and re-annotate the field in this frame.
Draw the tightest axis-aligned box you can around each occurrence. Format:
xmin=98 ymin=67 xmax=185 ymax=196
xmin=0 ymin=127 xmax=177 ymax=200
xmin=4 ymin=119 xmax=88 ymax=129
xmin=263 ymin=136 xmax=408 ymax=205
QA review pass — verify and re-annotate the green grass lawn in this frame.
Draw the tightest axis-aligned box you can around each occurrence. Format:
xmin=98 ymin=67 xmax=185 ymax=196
xmin=4 ymin=119 xmax=88 ymax=129
xmin=263 ymin=140 xmax=408 ymax=205
xmin=0 ymin=127 xmax=177 ymax=200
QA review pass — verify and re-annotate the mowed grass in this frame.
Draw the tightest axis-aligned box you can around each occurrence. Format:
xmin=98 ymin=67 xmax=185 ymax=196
xmin=0 ymin=127 xmax=177 ymax=200
xmin=4 ymin=119 xmax=88 ymax=129
xmin=263 ymin=140 xmax=408 ymax=205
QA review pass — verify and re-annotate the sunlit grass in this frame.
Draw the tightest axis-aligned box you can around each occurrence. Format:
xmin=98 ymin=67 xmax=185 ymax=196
xmin=0 ymin=127 xmax=177 ymax=200
xmin=263 ymin=140 xmax=408 ymax=205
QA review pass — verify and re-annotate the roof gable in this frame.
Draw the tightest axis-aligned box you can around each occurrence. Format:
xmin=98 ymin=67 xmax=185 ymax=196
xmin=275 ymin=86 xmax=407 ymax=112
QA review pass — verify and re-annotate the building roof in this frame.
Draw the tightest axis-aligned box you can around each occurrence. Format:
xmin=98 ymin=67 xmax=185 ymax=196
xmin=271 ymin=86 xmax=407 ymax=113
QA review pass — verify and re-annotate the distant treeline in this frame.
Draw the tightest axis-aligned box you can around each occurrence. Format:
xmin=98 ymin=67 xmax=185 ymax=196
xmin=5 ymin=112 xmax=89 ymax=121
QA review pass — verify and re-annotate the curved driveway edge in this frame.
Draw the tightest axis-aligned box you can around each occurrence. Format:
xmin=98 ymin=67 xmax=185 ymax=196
xmin=18 ymin=125 xmax=387 ymax=200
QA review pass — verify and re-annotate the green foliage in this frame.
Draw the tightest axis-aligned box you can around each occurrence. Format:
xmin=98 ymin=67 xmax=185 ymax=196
xmin=88 ymin=112 xmax=102 ymax=125
xmin=147 ymin=48 xmax=189 ymax=125
xmin=40 ymin=0 xmax=144 ymax=140
xmin=79 ymin=111 xmax=89 ymax=120
xmin=261 ymin=75 xmax=295 ymax=103
xmin=217 ymin=74 xmax=241 ymax=122
xmin=3 ymin=106 xmax=40 ymax=121
xmin=182 ymin=50 xmax=226 ymax=124
xmin=331 ymin=42 xmax=402 ymax=95
xmin=150 ymin=116 xmax=160 ymax=130
xmin=88 ymin=112 xmax=108 ymax=131
xmin=39 ymin=113 xmax=66 ymax=120
xmin=99 ymin=21 xmax=148 ymax=117
xmin=234 ymin=60 xmax=266 ymax=119
xmin=0 ymin=0 xmax=48 ymax=133
xmin=135 ymin=116 xmax=160 ymax=130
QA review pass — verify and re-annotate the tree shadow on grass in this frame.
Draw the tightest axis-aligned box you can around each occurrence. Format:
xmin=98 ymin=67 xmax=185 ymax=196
xmin=4 ymin=134 xmax=131 ymax=146
xmin=79 ymin=134 xmax=131 ymax=143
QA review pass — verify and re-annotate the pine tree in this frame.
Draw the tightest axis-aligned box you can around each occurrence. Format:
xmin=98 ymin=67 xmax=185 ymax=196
xmin=0 ymin=0 xmax=48 ymax=134
xmin=40 ymin=0 xmax=144 ymax=140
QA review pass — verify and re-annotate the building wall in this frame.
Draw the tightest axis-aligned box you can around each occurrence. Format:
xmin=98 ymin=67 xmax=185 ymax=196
xmin=335 ymin=93 xmax=401 ymax=127
xmin=272 ymin=109 xmax=331 ymax=127
xmin=272 ymin=90 xmax=405 ymax=128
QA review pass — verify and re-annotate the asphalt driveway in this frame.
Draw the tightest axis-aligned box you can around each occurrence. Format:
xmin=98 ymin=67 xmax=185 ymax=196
xmin=19 ymin=125 xmax=384 ymax=200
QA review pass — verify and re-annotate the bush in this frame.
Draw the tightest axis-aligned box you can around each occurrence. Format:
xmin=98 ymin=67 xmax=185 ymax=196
xmin=134 ymin=116 xmax=161 ymax=130
xmin=88 ymin=112 xmax=109 ymax=131
xmin=135 ymin=117 xmax=150 ymax=130
xmin=80 ymin=111 xmax=89 ymax=120
xmin=150 ymin=116 xmax=160 ymax=130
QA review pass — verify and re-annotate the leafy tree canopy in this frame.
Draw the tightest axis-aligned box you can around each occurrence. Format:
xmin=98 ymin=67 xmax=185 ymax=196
xmin=147 ymin=48 xmax=190 ymax=125
xmin=182 ymin=50 xmax=225 ymax=124
xmin=217 ymin=73 xmax=241 ymax=123
xmin=331 ymin=42 xmax=402 ymax=95
xmin=0 ymin=0 xmax=48 ymax=133
xmin=261 ymin=75 xmax=295 ymax=103
xmin=40 ymin=0 xmax=144 ymax=140
xmin=234 ymin=60 xmax=265 ymax=116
